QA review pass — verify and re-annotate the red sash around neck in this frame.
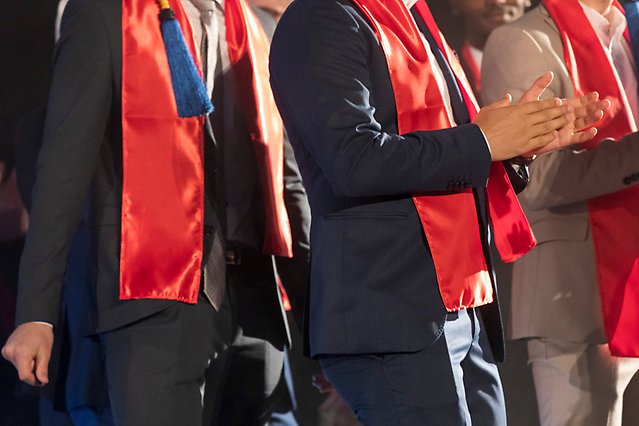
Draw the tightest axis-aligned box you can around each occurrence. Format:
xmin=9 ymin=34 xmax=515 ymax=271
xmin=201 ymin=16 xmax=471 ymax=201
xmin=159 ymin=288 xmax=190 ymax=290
xmin=225 ymin=0 xmax=293 ymax=258
xmin=350 ymin=0 xmax=536 ymax=312
xmin=543 ymin=0 xmax=639 ymax=357
xmin=120 ymin=0 xmax=292 ymax=304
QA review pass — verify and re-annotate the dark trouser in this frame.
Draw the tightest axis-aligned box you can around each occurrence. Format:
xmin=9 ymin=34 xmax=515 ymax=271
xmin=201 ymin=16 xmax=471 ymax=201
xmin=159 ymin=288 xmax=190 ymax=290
xmin=318 ymin=308 xmax=506 ymax=426
xmin=100 ymin=256 xmax=288 ymax=426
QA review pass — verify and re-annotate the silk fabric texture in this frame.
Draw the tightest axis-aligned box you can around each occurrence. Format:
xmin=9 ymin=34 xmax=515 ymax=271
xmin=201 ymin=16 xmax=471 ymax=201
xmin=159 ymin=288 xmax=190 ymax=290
xmin=349 ymin=0 xmax=535 ymax=312
xmin=543 ymin=0 xmax=639 ymax=357
xmin=120 ymin=0 xmax=292 ymax=304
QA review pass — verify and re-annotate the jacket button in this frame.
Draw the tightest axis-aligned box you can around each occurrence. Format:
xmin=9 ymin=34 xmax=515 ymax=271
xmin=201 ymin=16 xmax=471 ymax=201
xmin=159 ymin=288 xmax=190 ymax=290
xmin=624 ymin=177 xmax=632 ymax=185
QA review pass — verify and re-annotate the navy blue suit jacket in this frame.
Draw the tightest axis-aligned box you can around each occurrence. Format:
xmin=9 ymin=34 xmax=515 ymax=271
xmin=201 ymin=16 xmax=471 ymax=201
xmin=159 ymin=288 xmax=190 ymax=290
xmin=270 ymin=0 xmax=504 ymax=359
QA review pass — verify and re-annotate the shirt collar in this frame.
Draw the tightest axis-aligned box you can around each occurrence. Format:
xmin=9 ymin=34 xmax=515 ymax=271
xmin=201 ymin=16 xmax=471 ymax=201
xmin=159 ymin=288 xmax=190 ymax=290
xmin=579 ymin=1 xmax=627 ymax=49
xmin=467 ymin=43 xmax=483 ymax=67
xmin=404 ymin=0 xmax=419 ymax=9
xmin=186 ymin=0 xmax=222 ymax=13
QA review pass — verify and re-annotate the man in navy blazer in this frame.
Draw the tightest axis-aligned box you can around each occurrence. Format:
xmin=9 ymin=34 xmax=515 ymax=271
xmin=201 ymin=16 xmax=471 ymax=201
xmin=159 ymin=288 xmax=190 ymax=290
xmin=269 ymin=0 xmax=607 ymax=424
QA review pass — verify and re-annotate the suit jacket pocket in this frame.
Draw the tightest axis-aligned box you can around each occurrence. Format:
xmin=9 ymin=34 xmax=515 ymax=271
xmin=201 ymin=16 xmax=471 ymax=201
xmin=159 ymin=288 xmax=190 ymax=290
xmin=309 ymin=211 xmax=439 ymax=354
xmin=532 ymin=217 xmax=589 ymax=244
xmin=316 ymin=212 xmax=414 ymax=303
xmin=322 ymin=211 xmax=407 ymax=220
xmin=322 ymin=200 xmax=410 ymax=221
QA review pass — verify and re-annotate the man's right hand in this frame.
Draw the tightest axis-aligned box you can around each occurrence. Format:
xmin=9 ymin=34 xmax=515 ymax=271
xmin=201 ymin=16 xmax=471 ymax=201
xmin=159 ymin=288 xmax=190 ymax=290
xmin=474 ymin=95 xmax=573 ymax=161
xmin=1 ymin=322 xmax=54 ymax=386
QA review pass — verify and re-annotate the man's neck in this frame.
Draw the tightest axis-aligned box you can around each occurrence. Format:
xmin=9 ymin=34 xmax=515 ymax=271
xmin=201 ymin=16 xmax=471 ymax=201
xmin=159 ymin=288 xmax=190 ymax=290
xmin=466 ymin=33 xmax=488 ymax=52
xmin=580 ymin=0 xmax=614 ymax=16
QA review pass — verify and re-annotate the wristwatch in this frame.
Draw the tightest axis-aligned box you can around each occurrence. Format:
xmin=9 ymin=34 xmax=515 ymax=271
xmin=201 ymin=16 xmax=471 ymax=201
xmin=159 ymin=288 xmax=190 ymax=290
xmin=510 ymin=154 xmax=537 ymax=166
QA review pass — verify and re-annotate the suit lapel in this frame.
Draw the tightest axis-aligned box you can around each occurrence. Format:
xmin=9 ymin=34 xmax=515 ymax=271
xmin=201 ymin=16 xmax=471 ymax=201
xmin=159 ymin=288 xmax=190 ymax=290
xmin=539 ymin=5 xmax=560 ymax=35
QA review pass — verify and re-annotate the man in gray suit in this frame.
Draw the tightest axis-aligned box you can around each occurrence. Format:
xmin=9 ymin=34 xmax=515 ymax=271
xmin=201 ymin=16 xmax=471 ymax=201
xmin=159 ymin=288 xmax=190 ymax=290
xmin=482 ymin=1 xmax=639 ymax=425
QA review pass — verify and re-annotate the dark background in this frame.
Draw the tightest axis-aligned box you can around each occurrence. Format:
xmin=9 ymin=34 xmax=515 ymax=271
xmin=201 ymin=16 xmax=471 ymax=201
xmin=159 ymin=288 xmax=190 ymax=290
xmin=0 ymin=1 xmax=57 ymax=425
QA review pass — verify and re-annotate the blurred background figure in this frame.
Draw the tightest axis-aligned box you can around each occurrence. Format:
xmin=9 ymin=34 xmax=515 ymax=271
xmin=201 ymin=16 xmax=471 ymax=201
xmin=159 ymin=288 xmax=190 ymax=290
xmin=448 ymin=0 xmax=530 ymax=102
xmin=0 ymin=130 xmax=32 ymax=426
xmin=250 ymin=0 xmax=291 ymax=22
xmin=0 ymin=140 xmax=28 ymax=328
xmin=0 ymin=0 xmax=57 ymax=424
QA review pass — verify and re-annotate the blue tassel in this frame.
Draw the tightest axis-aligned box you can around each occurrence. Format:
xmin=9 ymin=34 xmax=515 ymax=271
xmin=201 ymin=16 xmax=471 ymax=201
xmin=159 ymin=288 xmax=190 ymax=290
xmin=159 ymin=9 xmax=214 ymax=118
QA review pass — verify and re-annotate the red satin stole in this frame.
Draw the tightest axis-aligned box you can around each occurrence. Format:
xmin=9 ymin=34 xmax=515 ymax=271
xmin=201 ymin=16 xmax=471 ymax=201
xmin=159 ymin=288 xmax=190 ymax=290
xmin=350 ymin=0 xmax=536 ymax=311
xmin=225 ymin=0 xmax=293 ymax=258
xmin=544 ymin=0 xmax=639 ymax=356
xmin=120 ymin=0 xmax=292 ymax=304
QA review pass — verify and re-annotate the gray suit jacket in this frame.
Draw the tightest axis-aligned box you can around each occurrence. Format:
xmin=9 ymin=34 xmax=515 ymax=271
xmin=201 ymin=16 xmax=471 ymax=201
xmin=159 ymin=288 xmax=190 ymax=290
xmin=482 ymin=5 xmax=639 ymax=343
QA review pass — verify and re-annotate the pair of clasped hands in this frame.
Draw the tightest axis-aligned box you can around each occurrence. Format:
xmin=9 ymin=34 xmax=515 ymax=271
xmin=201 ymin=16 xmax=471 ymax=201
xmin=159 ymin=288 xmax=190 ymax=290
xmin=473 ymin=71 xmax=609 ymax=160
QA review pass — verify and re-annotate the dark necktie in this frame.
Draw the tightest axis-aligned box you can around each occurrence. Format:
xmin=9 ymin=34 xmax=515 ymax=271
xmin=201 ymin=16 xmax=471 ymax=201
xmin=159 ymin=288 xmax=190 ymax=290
xmin=410 ymin=9 xmax=470 ymax=125
xmin=200 ymin=18 xmax=226 ymax=310
xmin=203 ymin=219 xmax=226 ymax=310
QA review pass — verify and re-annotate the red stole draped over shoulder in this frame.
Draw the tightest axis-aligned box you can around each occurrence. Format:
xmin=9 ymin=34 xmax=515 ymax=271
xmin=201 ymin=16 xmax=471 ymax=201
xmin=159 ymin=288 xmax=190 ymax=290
xmin=120 ymin=0 xmax=292 ymax=304
xmin=544 ymin=0 xmax=639 ymax=357
xmin=225 ymin=0 xmax=293 ymax=258
xmin=349 ymin=0 xmax=536 ymax=312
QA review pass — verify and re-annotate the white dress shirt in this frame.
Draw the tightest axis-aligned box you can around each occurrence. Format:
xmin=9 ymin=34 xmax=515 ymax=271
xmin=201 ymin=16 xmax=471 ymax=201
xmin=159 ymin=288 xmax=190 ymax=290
xmin=467 ymin=44 xmax=483 ymax=75
xmin=580 ymin=2 xmax=639 ymax=124
xmin=183 ymin=0 xmax=226 ymax=94
xmin=403 ymin=0 xmax=457 ymax=126
xmin=54 ymin=0 xmax=70 ymax=42
xmin=403 ymin=0 xmax=492 ymax=154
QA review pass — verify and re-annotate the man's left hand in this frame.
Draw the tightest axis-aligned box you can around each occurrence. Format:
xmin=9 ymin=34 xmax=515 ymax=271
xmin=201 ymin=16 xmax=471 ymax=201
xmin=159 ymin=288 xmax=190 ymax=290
xmin=518 ymin=72 xmax=610 ymax=155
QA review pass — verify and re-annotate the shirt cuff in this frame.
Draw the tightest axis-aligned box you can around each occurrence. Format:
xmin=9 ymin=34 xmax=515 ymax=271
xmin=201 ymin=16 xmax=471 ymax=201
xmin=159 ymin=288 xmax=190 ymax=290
xmin=477 ymin=126 xmax=493 ymax=159
xmin=30 ymin=321 xmax=54 ymax=328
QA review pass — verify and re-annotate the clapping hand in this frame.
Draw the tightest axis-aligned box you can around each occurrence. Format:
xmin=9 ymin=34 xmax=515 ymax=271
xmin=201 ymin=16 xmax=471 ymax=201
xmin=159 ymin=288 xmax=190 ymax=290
xmin=518 ymin=71 xmax=610 ymax=155
xmin=474 ymin=71 xmax=609 ymax=161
